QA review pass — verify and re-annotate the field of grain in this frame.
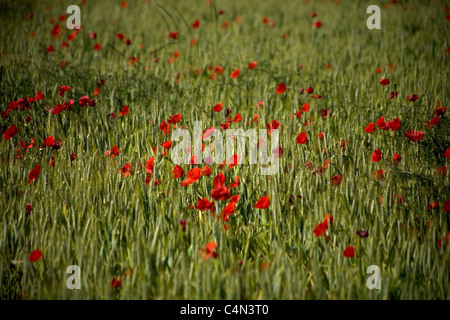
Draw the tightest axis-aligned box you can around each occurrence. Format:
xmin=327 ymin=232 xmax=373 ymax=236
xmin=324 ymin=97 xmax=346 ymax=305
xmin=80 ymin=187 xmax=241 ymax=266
xmin=0 ymin=0 xmax=449 ymax=299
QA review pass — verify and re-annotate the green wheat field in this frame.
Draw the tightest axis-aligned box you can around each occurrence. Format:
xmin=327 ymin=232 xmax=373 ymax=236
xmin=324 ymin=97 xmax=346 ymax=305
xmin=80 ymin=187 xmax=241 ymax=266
xmin=0 ymin=0 xmax=449 ymax=300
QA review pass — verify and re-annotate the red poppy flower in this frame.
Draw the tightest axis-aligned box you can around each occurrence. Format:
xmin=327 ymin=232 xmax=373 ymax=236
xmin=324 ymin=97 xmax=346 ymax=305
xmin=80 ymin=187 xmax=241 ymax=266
xmin=159 ymin=121 xmax=170 ymax=135
xmin=364 ymin=122 xmax=375 ymax=133
xmin=40 ymin=135 xmax=61 ymax=150
xmin=213 ymin=172 xmax=225 ymax=188
xmin=380 ymin=78 xmax=390 ymax=86
xmin=128 ymin=56 xmax=138 ymax=65
xmin=190 ymin=155 xmax=199 ymax=165
xmin=67 ymin=32 xmax=76 ymax=42
xmin=296 ymin=132 xmax=307 ymax=144
xmin=313 ymin=214 xmax=333 ymax=237
xmin=373 ymin=169 xmax=385 ymax=179
xmin=343 ymin=246 xmax=355 ymax=258
xmin=230 ymin=69 xmax=240 ymax=78
xmin=48 ymin=155 xmax=55 ymax=167
xmin=29 ymin=249 xmax=42 ymax=262
xmin=161 ymin=140 xmax=172 ymax=150
xmin=248 ymin=61 xmax=257 ymax=69
xmin=168 ymin=113 xmax=181 ymax=124
xmin=228 ymin=154 xmax=241 ymax=170
xmin=389 ymin=91 xmax=398 ymax=100
xmin=444 ymin=199 xmax=450 ymax=212
xmin=435 ymin=165 xmax=447 ymax=177
xmin=58 ymin=86 xmax=71 ymax=97
xmin=433 ymin=107 xmax=447 ymax=116
xmin=118 ymin=163 xmax=133 ymax=177
xmin=27 ymin=165 xmax=41 ymax=183
xmin=313 ymin=221 xmax=327 ymax=237
xmin=180 ymin=177 xmax=194 ymax=187
xmin=272 ymin=146 xmax=283 ymax=158
xmin=330 ymin=175 xmax=342 ymax=185
xmin=375 ymin=116 xmax=385 ymax=128
xmin=357 ymin=230 xmax=369 ymax=238
xmin=195 ymin=198 xmax=215 ymax=213
xmin=187 ymin=167 xmax=202 ymax=181
xmin=428 ymin=202 xmax=439 ymax=210
xmin=211 ymin=185 xmax=230 ymax=201
xmin=228 ymin=176 xmax=240 ymax=189
xmin=390 ymin=118 xmax=401 ymax=131
xmin=119 ymin=105 xmax=129 ymax=116
xmin=78 ymin=95 xmax=89 ymax=106
xmin=404 ymin=130 xmax=424 ymax=142
xmin=179 ymin=219 xmax=186 ymax=232
xmin=444 ymin=148 xmax=450 ymax=158
xmin=323 ymin=214 xmax=333 ymax=226
xmin=301 ymin=103 xmax=310 ymax=112
xmin=26 ymin=203 xmax=33 ymax=216
xmin=51 ymin=23 xmax=61 ymax=37
xmin=391 ymin=153 xmax=401 ymax=165
xmin=313 ymin=21 xmax=322 ymax=28
xmin=93 ymin=87 xmax=100 ymax=96
xmin=232 ymin=113 xmax=241 ymax=122
xmin=305 ymin=87 xmax=314 ymax=94
xmin=200 ymin=241 xmax=218 ymax=260
xmin=213 ymin=103 xmax=223 ymax=112
xmin=97 ymin=79 xmax=106 ymax=87
xmin=425 ymin=116 xmax=440 ymax=129
xmin=192 ymin=20 xmax=200 ymax=28
xmin=3 ymin=124 xmax=18 ymax=140
xmin=78 ymin=95 xmax=95 ymax=107
xmin=276 ymin=83 xmax=286 ymax=94
xmin=266 ymin=119 xmax=279 ymax=135
xmin=106 ymin=145 xmax=120 ymax=158
xmin=168 ymin=31 xmax=178 ymax=39
xmin=145 ymin=157 xmax=155 ymax=174
xmin=371 ymin=149 xmax=383 ymax=162
xmin=220 ymin=202 xmax=236 ymax=222
xmin=254 ymin=196 xmax=270 ymax=209
xmin=93 ymin=43 xmax=101 ymax=50
xmin=172 ymin=164 xmax=184 ymax=179
xmin=70 ymin=153 xmax=77 ymax=162
xmin=407 ymin=94 xmax=418 ymax=102
xmin=111 ymin=277 xmax=122 ymax=288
